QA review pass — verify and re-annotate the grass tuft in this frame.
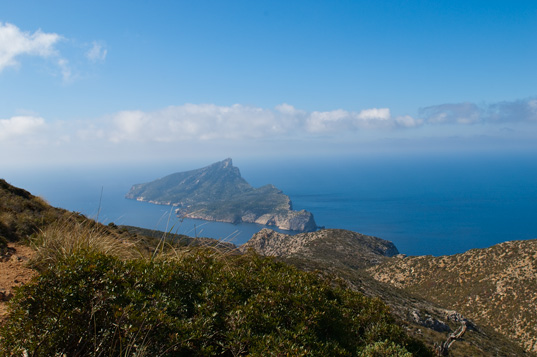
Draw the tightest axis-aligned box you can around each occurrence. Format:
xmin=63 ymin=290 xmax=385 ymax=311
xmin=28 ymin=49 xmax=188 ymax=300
xmin=30 ymin=215 xmax=141 ymax=268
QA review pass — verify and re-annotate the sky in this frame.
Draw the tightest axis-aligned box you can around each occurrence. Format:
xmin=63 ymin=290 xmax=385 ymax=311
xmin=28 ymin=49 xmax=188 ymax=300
xmin=1 ymin=0 xmax=537 ymax=167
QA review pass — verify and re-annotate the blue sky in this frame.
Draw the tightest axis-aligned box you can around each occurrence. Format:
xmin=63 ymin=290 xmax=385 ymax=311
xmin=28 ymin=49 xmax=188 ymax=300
xmin=1 ymin=0 xmax=536 ymax=166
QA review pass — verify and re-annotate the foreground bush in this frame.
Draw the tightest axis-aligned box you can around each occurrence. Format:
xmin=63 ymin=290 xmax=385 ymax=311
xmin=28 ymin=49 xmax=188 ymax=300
xmin=0 ymin=250 xmax=431 ymax=356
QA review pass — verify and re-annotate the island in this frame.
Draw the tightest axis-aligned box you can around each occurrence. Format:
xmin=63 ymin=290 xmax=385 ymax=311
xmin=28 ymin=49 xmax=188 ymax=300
xmin=125 ymin=158 xmax=318 ymax=232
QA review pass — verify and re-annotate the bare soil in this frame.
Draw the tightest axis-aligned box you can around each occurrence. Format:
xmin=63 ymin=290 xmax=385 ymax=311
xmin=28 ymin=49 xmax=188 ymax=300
xmin=0 ymin=243 xmax=37 ymax=323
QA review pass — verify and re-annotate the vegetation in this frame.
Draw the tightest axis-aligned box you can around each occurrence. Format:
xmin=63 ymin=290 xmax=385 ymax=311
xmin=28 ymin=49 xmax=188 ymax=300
xmin=0 ymin=179 xmax=65 ymax=254
xmin=243 ymin=229 xmax=531 ymax=356
xmin=29 ymin=216 xmax=141 ymax=269
xmin=2 ymin=177 xmax=530 ymax=355
xmin=0 ymin=248 xmax=431 ymax=356
xmin=0 ymin=178 xmax=432 ymax=356
xmin=369 ymin=242 xmax=537 ymax=354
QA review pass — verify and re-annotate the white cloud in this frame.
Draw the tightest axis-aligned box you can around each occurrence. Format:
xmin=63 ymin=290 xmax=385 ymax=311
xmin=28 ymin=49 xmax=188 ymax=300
xmin=0 ymin=22 xmax=61 ymax=72
xmin=395 ymin=115 xmax=423 ymax=128
xmin=107 ymin=104 xmax=285 ymax=143
xmin=86 ymin=41 xmax=107 ymax=62
xmin=306 ymin=109 xmax=350 ymax=133
xmin=356 ymin=108 xmax=390 ymax=120
xmin=0 ymin=22 xmax=106 ymax=82
xmin=100 ymin=104 xmax=423 ymax=143
xmin=0 ymin=115 xmax=46 ymax=140
xmin=275 ymin=103 xmax=304 ymax=116
xmin=57 ymin=58 xmax=73 ymax=82
xmin=109 ymin=110 xmax=148 ymax=143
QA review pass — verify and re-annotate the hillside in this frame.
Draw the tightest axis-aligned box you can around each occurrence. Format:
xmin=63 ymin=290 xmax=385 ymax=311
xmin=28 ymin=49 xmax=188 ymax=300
xmin=125 ymin=158 xmax=317 ymax=232
xmin=369 ymin=240 xmax=537 ymax=353
xmin=0 ymin=179 xmax=65 ymax=254
xmin=243 ymin=228 xmax=531 ymax=356
xmin=0 ymin=179 xmax=432 ymax=356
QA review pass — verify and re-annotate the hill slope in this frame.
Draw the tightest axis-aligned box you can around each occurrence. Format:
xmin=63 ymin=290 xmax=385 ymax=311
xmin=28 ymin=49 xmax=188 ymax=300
xmin=126 ymin=158 xmax=317 ymax=232
xmin=0 ymin=180 xmax=433 ymax=356
xmin=242 ymin=228 xmax=530 ymax=356
xmin=0 ymin=178 xmax=65 ymax=252
xmin=369 ymin=239 xmax=537 ymax=353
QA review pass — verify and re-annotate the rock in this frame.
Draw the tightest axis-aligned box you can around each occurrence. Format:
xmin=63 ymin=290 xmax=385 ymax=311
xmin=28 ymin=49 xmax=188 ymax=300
xmin=409 ymin=310 xmax=451 ymax=332
xmin=241 ymin=228 xmax=399 ymax=270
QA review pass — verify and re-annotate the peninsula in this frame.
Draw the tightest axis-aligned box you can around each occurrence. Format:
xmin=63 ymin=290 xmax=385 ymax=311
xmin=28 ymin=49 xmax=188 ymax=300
xmin=125 ymin=159 xmax=317 ymax=232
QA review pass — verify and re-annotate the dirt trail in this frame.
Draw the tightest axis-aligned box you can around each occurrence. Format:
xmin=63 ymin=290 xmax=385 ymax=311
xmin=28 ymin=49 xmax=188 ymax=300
xmin=0 ymin=243 xmax=37 ymax=322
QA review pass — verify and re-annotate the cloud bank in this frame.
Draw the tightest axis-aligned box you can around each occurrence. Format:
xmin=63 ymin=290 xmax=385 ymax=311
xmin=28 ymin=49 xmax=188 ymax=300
xmin=4 ymin=98 xmax=537 ymax=145
xmin=2 ymin=97 xmax=536 ymax=165
xmin=91 ymin=98 xmax=535 ymax=144
xmin=98 ymin=104 xmax=423 ymax=144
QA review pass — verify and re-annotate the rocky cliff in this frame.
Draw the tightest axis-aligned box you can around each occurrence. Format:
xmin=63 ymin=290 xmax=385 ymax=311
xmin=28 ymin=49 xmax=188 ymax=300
xmin=126 ymin=159 xmax=317 ymax=232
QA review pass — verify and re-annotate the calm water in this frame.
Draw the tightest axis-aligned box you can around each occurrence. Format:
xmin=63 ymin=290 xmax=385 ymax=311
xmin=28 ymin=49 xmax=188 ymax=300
xmin=4 ymin=153 xmax=537 ymax=256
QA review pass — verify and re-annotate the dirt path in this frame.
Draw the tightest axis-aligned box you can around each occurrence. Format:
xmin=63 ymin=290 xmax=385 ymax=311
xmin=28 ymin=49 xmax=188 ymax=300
xmin=0 ymin=243 xmax=37 ymax=322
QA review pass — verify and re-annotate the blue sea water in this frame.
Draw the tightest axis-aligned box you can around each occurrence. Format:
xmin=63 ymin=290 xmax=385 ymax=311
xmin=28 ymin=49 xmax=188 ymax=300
xmin=4 ymin=153 xmax=537 ymax=256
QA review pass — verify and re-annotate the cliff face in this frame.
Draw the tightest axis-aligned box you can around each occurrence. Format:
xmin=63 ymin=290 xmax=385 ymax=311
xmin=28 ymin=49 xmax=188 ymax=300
xmin=126 ymin=159 xmax=317 ymax=232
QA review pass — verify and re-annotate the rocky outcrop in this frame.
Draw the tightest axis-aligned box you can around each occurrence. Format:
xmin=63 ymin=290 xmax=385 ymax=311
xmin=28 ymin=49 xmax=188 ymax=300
xmin=241 ymin=228 xmax=398 ymax=270
xmin=252 ymin=210 xmax=317 ymax=232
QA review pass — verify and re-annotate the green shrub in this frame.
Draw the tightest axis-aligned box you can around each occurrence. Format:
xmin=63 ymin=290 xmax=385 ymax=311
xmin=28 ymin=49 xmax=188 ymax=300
xmin=359 ymin=340 xmax=413 ymax=356
xmin=0 ymin=250 xmax=431 ymax=356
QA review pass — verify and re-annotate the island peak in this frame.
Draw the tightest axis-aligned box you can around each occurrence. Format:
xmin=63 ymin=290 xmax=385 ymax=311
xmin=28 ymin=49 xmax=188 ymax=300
xmin=126 ymin=159 xmax=317 ymax=232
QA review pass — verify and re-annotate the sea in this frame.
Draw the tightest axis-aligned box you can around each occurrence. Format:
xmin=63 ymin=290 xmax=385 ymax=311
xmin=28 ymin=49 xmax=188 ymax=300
xmin=3 ymin=153 xmax=537 ymax=256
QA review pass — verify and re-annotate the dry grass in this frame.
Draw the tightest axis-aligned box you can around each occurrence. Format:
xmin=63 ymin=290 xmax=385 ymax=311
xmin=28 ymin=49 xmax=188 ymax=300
xmin=30 ymin=215 xmax=142 ymax=268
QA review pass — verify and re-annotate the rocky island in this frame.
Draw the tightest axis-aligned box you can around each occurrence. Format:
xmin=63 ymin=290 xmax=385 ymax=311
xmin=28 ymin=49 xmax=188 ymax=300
xmin=125 ymin=158 xmax=317 ymax=232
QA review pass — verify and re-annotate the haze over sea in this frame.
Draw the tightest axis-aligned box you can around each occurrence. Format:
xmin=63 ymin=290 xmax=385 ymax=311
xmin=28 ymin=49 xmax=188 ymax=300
xmin=5 ymin=153 xmax=537 ymax=256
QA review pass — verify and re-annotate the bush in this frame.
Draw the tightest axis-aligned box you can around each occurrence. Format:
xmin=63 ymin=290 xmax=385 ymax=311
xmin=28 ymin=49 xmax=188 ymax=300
xmin=0 ymin=250 xmax=431 ymax=356
xmin=359 ymin=340 xmax=413 ymax=356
